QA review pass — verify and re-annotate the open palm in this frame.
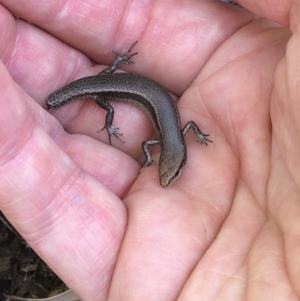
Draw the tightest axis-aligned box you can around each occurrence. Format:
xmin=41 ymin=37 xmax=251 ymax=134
xmin=0 ymin=0 xmax=298 ymax=300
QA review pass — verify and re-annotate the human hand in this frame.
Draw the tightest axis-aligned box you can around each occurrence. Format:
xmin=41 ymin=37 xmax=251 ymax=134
xmin=0 ymin=0 xmax=297 ymax=300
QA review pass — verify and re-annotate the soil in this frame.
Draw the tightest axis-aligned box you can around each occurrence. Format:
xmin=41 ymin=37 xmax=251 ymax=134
xmin=0 ymin=212 xmax=67 ymax=300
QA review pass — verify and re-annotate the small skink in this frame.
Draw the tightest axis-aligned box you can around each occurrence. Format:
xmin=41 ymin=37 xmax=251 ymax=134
xmin=46 ymin=42 xmax=212 ymax=187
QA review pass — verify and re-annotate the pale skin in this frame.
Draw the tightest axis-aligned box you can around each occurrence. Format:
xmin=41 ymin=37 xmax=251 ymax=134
xmin=0 ymin=0 xmax=299 ymax=300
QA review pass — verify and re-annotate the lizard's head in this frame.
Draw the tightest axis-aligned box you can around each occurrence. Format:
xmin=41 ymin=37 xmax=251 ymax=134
xmin=158 ymin=149 xmax=187 ymax=187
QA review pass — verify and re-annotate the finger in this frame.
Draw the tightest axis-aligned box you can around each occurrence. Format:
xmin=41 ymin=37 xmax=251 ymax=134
xmin=238 ymin=0 xmax=291 ymax=25
xmin=0 ymin=0 xmax=254 ymax=93
xmin=271 ymin=8 xmax=300 ymax=296
xmin=0 ymin=5 xmax=92 ymax=104
xmin=0 ymin=62 xmax=129 ymax=300
xmin=272 ymin=2 xmax=300 ymax=189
